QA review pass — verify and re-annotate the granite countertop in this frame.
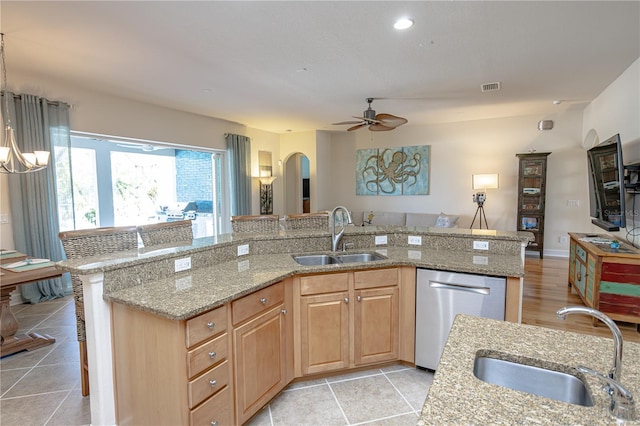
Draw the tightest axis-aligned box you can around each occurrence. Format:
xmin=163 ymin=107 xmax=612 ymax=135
xmin=419 ymin=315 xmax=640 ymax=425
xmin=103 ymin=246 xmax=524 ymax=320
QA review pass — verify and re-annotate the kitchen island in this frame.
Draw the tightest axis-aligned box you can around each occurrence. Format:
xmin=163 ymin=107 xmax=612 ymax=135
xmin=56 ymin=225 xmax=532 ymax=425
xmin=419 ymin=314 xmax=640 ymax=425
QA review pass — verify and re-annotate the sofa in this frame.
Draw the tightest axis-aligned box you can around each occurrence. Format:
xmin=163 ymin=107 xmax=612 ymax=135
xmin=349 ymin=210 xmax=460 ymax=228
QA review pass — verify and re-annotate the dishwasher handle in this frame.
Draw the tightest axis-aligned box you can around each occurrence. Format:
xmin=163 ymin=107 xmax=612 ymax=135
xmin=428 ymin=281 xmax=490 ymax=295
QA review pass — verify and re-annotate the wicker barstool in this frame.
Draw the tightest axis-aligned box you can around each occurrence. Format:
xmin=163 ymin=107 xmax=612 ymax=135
xmin=284 ymin=212 xmax=330 ymax=230
xmin=231 ymin=215 xmax=280 ymax=233
xmin=58 ymin=226 xmax=139 ymax=396
xmin=137 ymin=219 xmax=193 ymax=247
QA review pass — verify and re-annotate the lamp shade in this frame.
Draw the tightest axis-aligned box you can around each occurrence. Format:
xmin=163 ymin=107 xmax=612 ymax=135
xmin=259 ymin=175 xmax=277 ymax=185
xmin=472 ymin=173 xmax=499 ymax=190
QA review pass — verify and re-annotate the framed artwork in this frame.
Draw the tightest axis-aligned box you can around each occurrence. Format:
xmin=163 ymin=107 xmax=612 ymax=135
xmin=356 ymin=145 xmax=430 ymax=195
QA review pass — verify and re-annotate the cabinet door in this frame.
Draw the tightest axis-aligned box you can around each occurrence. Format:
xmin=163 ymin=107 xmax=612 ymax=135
xmin=233 ymin=305 xmax=287 ymax=425
xmin=300 ymin=292 xmax=349 ymax=375
xmin=354 ymin=287 xmax=399 ymax=365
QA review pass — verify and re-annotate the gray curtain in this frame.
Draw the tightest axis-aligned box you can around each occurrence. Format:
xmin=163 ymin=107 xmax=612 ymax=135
xmin=226 ymin=133 xmax=251 ymax=216
xmin=2 ymin=91 xmax=71 ymax=303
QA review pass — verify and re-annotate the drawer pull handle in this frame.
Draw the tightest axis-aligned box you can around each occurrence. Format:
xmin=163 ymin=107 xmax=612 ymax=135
xmin=209 ymin=379 xmax=217 ymax=387
xmin=207 ymin=321 xmax=215 ymax=330
xmin=208 ymin=351 xmax=216 ymax=359
xmin=260 ymin=297 xmax=267 ymax=305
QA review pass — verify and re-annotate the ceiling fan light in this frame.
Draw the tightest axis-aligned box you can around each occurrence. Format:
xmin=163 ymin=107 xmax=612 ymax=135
xmin=394 ymin=18 xmax=414 ymax=30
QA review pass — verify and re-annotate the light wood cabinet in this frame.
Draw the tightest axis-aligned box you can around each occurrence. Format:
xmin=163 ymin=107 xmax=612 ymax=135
xmin=295 ymin=268 xmax=400 ymax=376
xmin=568 ymin=233 xmax=640 ymax=327
xmin=232 ymin=280 xmax=293 ymax=425
xmin=112 ymin=303 xmax=233 ymax=425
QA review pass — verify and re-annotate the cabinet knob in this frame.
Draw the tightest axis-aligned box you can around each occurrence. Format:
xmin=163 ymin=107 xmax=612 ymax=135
xmin=211 ymin=421 xmax=218 ymax=426
xmin=207 ymin=321 xmax=215 ymax=330
xmin=260 ymin=297 xmax=267 ymax=305
xmin=577 ymin=272 xmax=582 ymax=281
xmin=209 ymin=379 xmax=217 ymax=387
xmin=344 ymin=297 xmax=349 ymax=304
xmin=357 ymin=295 xmax=362 ymax=302
xmin=281 ymin=309 xmax=287 ymax=315
xmin=208 ymin=351 xmax=216 ymax=359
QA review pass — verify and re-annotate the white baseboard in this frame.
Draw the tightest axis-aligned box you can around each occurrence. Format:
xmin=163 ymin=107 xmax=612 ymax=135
xmin=543 ymin=249 xmax=570 ymax=258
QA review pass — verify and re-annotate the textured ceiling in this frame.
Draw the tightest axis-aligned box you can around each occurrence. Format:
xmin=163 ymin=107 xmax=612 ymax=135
xmin=2 ymin=1 xmax=639 ymax=134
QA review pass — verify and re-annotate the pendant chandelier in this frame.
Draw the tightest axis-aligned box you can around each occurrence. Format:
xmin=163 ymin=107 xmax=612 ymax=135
xmin=0 ymin=33 xmax=50 ymax=174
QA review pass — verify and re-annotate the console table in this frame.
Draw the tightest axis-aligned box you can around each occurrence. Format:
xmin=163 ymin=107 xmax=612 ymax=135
xmin=568 ymin=233 xmax=640 ymax=328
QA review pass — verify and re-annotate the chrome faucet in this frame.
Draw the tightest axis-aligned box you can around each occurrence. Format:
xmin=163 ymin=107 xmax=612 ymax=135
xmin=556 ymin=306 xmax=623 ymax=383
xmin=330 ymin=206 xmax=352 ymax=252
xmin=556 ymin=306 xmax=635 ymax=422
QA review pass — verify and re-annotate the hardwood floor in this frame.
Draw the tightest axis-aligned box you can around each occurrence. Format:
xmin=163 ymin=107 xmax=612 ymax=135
xmin=522 ymin=256 xmax=640 ymax=344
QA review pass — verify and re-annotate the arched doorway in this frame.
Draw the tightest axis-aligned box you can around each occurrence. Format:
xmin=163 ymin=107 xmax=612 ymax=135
xmin=283 ymin=153 xmax=310 ymax=214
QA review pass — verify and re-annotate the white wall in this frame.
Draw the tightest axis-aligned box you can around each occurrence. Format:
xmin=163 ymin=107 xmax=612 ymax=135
xmin=327 ymin=110 xmax=590 ymax=256
xmin=583 ymin=58 xmax=640 ymax=247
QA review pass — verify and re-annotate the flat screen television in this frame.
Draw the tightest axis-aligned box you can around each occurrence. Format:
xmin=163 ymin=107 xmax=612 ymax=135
xmin=587 ymin=133 xmax=626 ymax=231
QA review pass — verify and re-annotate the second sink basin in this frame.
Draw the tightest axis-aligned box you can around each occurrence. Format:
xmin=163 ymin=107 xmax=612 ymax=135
xmin=292 ymin=252 xmax=387 ymax=266
xmin=473 ymin=354 xmax=594 ymax=407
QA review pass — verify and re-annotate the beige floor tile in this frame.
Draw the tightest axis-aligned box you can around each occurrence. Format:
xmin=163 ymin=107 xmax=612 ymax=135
xmin=245 ymin=404 xmax=272 ymax=426
xmin=13 ymin=313 xmax=50 ymax=331
xmin=39 ymin=340 xmax=81 ymax=365
xmin=325 ymin=367 xmax=383 ymax=383
xmin=3 ymin=362 xmax=80 ymax=398
xmin=0 ymin=391 xmax=68 ymax=426
xmin=330 ymin=375 xmax=413 ymax=424
xmin=1 ymin=368 xmax=29 ymax=395
xmin=358 ymin=412 xmax=419 ymax=425
xmin=284 ymin=377 xmax=327 ymax=390
xmin=46 ymin=388 xmax=91 ymax=426
xmin=0 ymin=344 xmax=57 ymax=370
xmin=270 ymin=384 xmax=346 ymax=425
xmin=384 ymin=368 xmax=433 ymax=411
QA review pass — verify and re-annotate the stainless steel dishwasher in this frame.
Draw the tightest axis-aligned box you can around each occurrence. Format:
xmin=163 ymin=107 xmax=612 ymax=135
xmin=415 ymin=268 xmax=506 ymax=370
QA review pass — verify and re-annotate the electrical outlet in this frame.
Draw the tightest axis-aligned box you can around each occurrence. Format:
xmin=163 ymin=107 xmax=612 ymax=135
xmin=375 ymin=235 xmax=388 ymax=245
xmin=174 ymin=257 xmax=191 ymax=272
xmin=567 ymin=199 xmax=580 ymax=207
xmin=473 ymin=255 xmax=489 ymax=265
xmin=408 ymin=235 xmax=422 ymax=246
xmin=473 ymin=240 xmax=489 ymax=250
xmin=237 ymin=244 xmax=249 ymax=256
xmin=0 ymin=214 xmax=8 ymax=224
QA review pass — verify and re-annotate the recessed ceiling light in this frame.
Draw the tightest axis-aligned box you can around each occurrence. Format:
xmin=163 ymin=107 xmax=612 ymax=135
xmin=394 ymin=18 xmax=414 ymax=30
xmin=553 ymin=100 xmax=563 ymax=105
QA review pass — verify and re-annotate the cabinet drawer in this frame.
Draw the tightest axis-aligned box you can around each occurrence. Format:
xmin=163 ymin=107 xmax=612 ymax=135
xmin=576 ymin=245 xmax=587 ymax=263
xmin=187 ymin=333 xmax=228 ymax=379
xmin=300 ymin=272 xmax=349 ymax=296
xmin=188 ymin=359 xmax=229 ymax=409
xmin=186 ymin=305 xmax=228 ymax=348
xmin=190 ymin=385 xmax=232 ymax=426
xmin=355 ymin=268 xmax=398 ymax=289
xmin=232 ymin=281 xmax=284 ymax=325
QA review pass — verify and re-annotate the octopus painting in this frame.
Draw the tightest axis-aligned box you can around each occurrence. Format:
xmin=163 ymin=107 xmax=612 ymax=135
xmin=356 ymin=146 xmax=430 ymax=195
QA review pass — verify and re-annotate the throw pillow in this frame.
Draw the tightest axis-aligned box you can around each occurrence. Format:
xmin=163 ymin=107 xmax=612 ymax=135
xmin=435 ymin=213 xmax=458 ymax=228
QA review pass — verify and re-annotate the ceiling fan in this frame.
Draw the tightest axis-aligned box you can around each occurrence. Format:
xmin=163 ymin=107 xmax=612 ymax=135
xmin=333 ymin=98 xmax=408 ymax=131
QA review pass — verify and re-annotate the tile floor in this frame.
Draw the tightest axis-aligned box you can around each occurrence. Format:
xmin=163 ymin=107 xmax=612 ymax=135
xmin=1 ymin=295 xmax=433 ymax=426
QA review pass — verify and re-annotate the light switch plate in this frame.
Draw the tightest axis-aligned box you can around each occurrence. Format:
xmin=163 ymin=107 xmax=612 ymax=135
xmin=473 ymin=240 xmax=489 ymax=250
xmin=375 ymin=235 xmax=388 ymax=245
xmin=237 ymin=244 xmax=249 ymax=256
xmin=174 ymin=257 xmax=191 ymax=272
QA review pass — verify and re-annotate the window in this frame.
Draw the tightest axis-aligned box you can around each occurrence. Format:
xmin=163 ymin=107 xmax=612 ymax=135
xmin=55 ymin=134 xmax=229 ymax=237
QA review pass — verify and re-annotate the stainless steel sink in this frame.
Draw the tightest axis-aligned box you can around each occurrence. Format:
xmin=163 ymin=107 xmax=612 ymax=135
xmin=292 ymin=254 xmax=342 ymax=266
xmin=335 ymin=253 xmax=387 ymax=263
xmin=292 ymin=252 xmax=387 ymax=266
xmin=473 ymin=354 xmax=594 ymax=407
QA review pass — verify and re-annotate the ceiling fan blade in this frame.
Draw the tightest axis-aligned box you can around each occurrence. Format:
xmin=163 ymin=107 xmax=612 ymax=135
xmin=375 ymin=113 xmax=408 ymax=128
xmin=347 ymin=123 xmax=368 ymax=131
xmin=333 ymin=120 xmax=363 ymax=125
xmin=352 ymin=116 xmax=382 ymax=124
xmin=368 ymin=123 xmax=395 ymax=132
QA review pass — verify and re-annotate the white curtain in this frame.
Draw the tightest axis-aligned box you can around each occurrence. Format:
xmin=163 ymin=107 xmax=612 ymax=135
xmin=226 ymin=133 xmax=251 ymax=216
xmin=2 ymin=91 xmax=71 ymax=303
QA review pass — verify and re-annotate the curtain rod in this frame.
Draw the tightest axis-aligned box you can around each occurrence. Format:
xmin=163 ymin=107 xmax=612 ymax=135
xmin=1 ymin=90 xmax=70 ymax=108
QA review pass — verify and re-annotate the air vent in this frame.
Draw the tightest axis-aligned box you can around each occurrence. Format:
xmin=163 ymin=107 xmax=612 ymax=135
xmin=481 ymin=82 xmax=501 ymax=92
